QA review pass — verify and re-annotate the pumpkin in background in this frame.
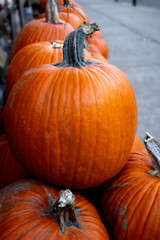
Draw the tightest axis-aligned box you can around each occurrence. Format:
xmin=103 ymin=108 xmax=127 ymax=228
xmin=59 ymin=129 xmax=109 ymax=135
xmin=0 ymin=106 xmax=5 ymax=134
xmin=5 ymin=41 xmax=106 ymax=99
xmin=90 ymin=53 xmax=109 ymax=63
xmin=87 ymin=28 xmax=108 ymax=59
xmin=131 ymin=135 xmax=144 ymax=152
xmin=37 ymin=0 xmax=87 ymax=29
xmin=0 ymin=179 xmax=110 ymax=239
xmin=99 ymin=133 xmax=160 ymax=240
xmin=59 ymin=0 xmax=88 ymax=21
xmin=39 ymin=0 xmax=81 ymax=13
xmin=37 ymin=10 xmax=85 ymax=29
xmin=58 ymin=0 xmax=81 ymax=8
xmin=10 ymin=0 xmax=74 ymax=59
xmin=0 ymin=134 xmax=27 ymax=190
xmin=4 ymin=23 xmax=137 ymax=189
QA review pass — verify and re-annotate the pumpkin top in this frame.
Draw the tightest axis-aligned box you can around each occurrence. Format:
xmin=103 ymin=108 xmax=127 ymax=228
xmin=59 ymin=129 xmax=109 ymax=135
xmin=54 ymin=22 xmax=100 ymax=68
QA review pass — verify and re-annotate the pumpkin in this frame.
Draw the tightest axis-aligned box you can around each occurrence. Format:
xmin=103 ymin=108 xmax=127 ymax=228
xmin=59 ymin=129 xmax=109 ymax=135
xmin=10 ymin=0 xmax=74 ymax=59
xmin=99 ymin=132 xmax=160 ymax=240
xmin=37 ymin=0 xmax=87 ymax=29
xmin=131 ymin=135 xmax=144 ymax=152
xmin=59 ymin=0 xmax=87 ymax=19
xmin=86 ymin=30 xmax=108 ymax=59
xmin=0 ymin=106 xmax=5 ymax=134
xmin=5 ymin=41 xmax=94 ymax=99
xmin=4 ymin=22 xmax=137 ymax=189
xmin=0 ymin=134 xmax=27 ymax=189
xmin=0 ymin=179 xmax=110 ymax=239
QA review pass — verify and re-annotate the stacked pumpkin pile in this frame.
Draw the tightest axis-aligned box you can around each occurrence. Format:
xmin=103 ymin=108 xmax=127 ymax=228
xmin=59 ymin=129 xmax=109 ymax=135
xmin=0 ymin=0 xmax=159 ymax=239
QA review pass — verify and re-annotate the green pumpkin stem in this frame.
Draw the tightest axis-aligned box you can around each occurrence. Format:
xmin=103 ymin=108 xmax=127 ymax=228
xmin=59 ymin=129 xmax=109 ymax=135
xmin=45 ymin=0 xmax=60 ymax=24
xmin=54 ymin=22 xmax=100 ymax=68
xmin=144 ymin=132 xmax=160 ymax=177
xmin=45 ymin=189 xmax=82 ymax=234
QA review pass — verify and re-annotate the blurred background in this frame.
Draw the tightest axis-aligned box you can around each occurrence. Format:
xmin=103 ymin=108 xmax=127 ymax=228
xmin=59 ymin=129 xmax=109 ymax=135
xmin=0 ymin=0 xmax=160 ymax=142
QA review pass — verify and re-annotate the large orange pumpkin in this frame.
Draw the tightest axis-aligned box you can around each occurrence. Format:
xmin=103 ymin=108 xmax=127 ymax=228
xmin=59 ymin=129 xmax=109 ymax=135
xmin=99 ymin=133 xmax=160 ymax=240
xmin=0 ymin=179 xmax=110 ymax=239
xmin=0 ymin=134 xmax=27 ymax=189
xmin=10 ymin=0 xmax=74 ymax=59
xmin=4 ymin=22 xmax=137 ymax=189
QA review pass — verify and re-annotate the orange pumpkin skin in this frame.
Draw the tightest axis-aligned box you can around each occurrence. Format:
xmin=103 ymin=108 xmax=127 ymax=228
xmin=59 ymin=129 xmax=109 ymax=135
xmin=10 ymin=19 xmax=74 ymax=60
xmin=59 ymin=4 xmax=88 ymax=21
xmin=90 ymin=53 xmax=109 ymax=63
xmin=4 ymin=64 xmax=137 ymax=189
xmin=0 ymin=179 xmax=110 ymax=239
xmin=0 ymin=106 xmax=5 ymax=134
xmin=5 ymin=41 xmax=91 ymax=99
xmin=131 ymin=135 xmax=144 ymax=152
xmin=39 ymin=0 xmax=81 ymax=13
xmin=4 ymin=24 xmax=137 ymax=189
xmin=0 ymin=134 xmax=27 ymax=190
xmin=87 ymin=32 xmax=108 ymax=59
xmin=99 ymin=150 xmax=160 ymax=240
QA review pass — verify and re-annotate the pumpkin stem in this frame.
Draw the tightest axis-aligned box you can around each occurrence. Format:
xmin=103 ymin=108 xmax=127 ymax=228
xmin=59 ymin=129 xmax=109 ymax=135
xmin=63 ymin=0 xmax=86 ymax=21
xmin=51 ymin=41 xmax=63 ymax=48
xmin=144 ymin=132 xmax=160 ymax=177
xmin=54 ymin=22 xmax=100 ymax=68
xmin=45 ymin=0 xmax=60 ymax=24
xmin=45 ymin=189 xmax=82 ymax=235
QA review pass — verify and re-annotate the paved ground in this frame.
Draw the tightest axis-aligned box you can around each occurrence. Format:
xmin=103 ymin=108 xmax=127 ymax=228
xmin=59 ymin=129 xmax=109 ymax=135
xmin=76 ymin=0 xmax=160 ymax=143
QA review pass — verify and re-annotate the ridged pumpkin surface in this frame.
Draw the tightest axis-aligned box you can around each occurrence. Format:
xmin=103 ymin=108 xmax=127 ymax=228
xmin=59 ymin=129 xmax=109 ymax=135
xmin=99 ymin=150 xmax=160 ymax=240
xmin=4 ymin=62 xmax=137 ymax=189
xmin=10 ymin=19 xmax=74 ymax=59
xmin=0 ymin=134 xmax=27 ymax=190
xmin=0 ymin=179 xmax=109 ymax=239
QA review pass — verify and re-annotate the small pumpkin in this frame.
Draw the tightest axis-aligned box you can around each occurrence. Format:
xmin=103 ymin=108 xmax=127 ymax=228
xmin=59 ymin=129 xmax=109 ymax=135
xmin=10 ymin=0 xmax=74 ymax=59
xmin=0 ymin=134 xmax=27 ymax=190
xmin=99 ymin=133 xmax=160 ymax=240
xmin=0 ymin=179 xmax=109 ymax=239
xmin=5 ymin=22 xmax=137 ymax=189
